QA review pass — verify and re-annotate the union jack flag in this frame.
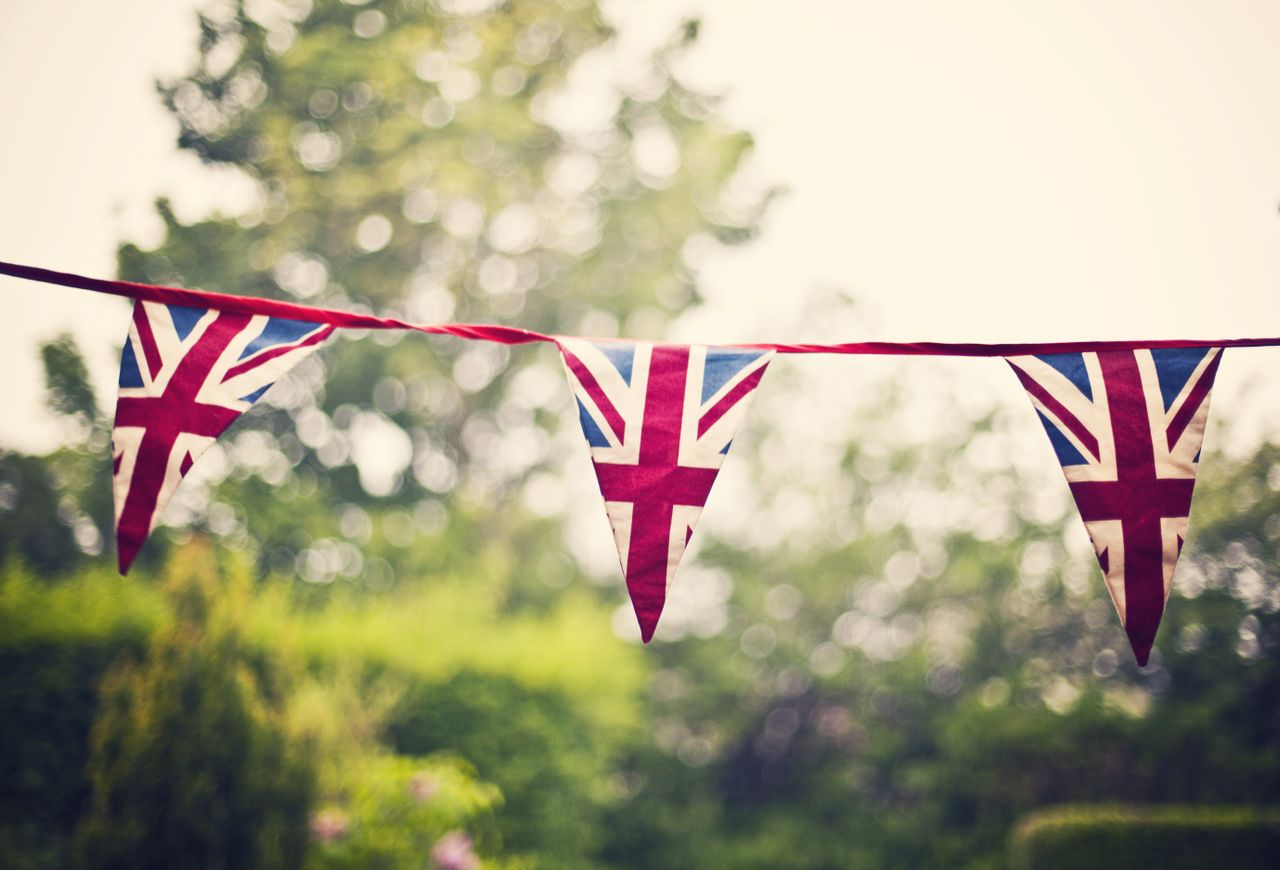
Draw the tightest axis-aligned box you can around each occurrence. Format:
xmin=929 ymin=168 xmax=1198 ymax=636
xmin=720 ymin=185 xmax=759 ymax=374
xmin=559 ymin=339 xmax=773 ymax=641
xmin=1007 ymin=347 xmax=1222 ymax=664
xmin=112 ymin=300 xmax=334 ymax=572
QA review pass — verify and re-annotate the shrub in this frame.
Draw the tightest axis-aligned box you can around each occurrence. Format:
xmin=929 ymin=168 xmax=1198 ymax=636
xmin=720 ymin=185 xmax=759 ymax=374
xmin=1010 ymin=804 xmax=1280 ymax=870
xmin=0 ymin=565 xmax=158 ymax=868
xmin=73 ymin=544 xmax=313 ymax=869
xmin=282 ymin=664 xmax=508 ymax=869
xmin=305 ymin=754 xmax=503 ymax=870
xmin=389 ymin=672 xmax=610 ymax=868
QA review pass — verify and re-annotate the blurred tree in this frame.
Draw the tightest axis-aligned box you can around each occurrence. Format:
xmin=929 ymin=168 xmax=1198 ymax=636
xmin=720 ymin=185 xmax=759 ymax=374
xmin=114 ymin=0 xmax=770 ymax=582
xmin=74 ymin=544 xmax=313 ymax=869
xmin=39 ymin=334 xmax=99 ymax=427
xmin=0 ymin=336 xmax=111 ymax=575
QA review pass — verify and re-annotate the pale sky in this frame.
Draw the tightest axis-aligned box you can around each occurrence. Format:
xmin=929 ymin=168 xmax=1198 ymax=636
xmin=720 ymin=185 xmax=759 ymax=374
xmin=3 ymin=0 xmax=1280 ymax=453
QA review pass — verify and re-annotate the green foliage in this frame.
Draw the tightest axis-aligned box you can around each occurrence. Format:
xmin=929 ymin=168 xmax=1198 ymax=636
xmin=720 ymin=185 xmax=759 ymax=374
xmin=0 ymin=642 xmax=141 ymax=869
xmin=282 ymin=661 xmax=509 ymax=869
xmin=3 ymin=360 xmax=1278 ymax=869
xmin=74 ymin=544 xmax=314 ymax=869
xmin=390 ymin=673 xmax=608 ymax=866
xmin=0 ymin=562 xmax=165 ymax=645
xmin=245 ymin=577 xmax=647 ymax=866
xmin=306 ymin=754 xmax=504 ymax=869
xmin=1010 ymin=804 xmax=1280 ymax=870
xmin=40 ymin=334 xmax=99 ymax=425
xmin=0 ymin=565 xmax=161 ymax=868
xmin=0 ymin=552 xmax=645 ymax=869
xmin=0 ymin=452 xmax=94 ymax=575
xmin=242 ymin=580 xmax=645 ymax=735
xmin=0 ymin=334 xmax=113 ymax=576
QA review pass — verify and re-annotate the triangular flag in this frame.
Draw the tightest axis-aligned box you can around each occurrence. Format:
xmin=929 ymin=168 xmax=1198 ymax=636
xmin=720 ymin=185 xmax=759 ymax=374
xmin=558 ymin=339 xmax=772 ymax=642
xmin=1006 ymin=347 xmax=1222 ymax=665
xmin=112 ymin=299 xmax=334 ymax=572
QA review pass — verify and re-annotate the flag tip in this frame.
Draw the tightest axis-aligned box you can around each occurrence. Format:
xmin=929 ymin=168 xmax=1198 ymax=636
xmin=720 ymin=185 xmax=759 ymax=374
xmin=117 ymin=539 xmax=139 ymax=575
xmin=1126 ymin=623 xmax=1158 ymax=667
xmin=630 ymin=596 xmax=662 ymax=644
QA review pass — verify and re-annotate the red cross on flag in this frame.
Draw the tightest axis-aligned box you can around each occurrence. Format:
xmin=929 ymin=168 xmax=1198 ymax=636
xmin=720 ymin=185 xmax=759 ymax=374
xmin=1007 ymin=347 xmax=1223 ymax=665
xmin=559 ymin=338 xmax=773 ymax=642
xmin=112 ymin=300 xmax=334 ymax=572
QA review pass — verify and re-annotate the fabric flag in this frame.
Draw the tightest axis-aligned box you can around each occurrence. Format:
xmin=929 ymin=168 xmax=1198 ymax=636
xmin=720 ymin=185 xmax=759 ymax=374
xmin=1007 ymin=347 xmax=1222 ymax=665
xmin=112 ymin=299 xmax=334 ymax=573
xmin=559 ymin=339 xmax=773 ymax=642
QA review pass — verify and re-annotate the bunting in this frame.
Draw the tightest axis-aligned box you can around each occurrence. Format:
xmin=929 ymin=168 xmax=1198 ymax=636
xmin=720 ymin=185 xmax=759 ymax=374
xmin=1006 ymin=348 xmax=1222 ymax=664
xmin=112 ymin=300 xmax=333 ymax=572
xmin=559 ymin=339 xmax=772 ymax=641
xmin=0 ymin=260 xmax=1270 ymax=664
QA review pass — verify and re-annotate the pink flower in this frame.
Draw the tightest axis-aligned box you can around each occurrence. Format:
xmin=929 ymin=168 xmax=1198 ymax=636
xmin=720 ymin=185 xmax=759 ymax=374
xmin=431 ymin=830 xmax=479 ymax=870
xmin=408 ymin=771 xmax=440 ymax=803
xmin=309 ymin=809 xmax=349 ymax=843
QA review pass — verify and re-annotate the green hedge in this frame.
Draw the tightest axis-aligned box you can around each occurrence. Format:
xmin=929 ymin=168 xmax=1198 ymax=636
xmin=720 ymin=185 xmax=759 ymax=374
xmin=1011 ymin=804 xmax=1280 ymax=870
xmin=0 ymin=643 xmax=134 ymax=869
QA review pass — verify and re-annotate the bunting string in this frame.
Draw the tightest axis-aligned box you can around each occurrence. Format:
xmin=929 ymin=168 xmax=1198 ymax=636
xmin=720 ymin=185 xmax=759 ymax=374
xmin=5 ymin=260 xmax=1280 ymax=356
